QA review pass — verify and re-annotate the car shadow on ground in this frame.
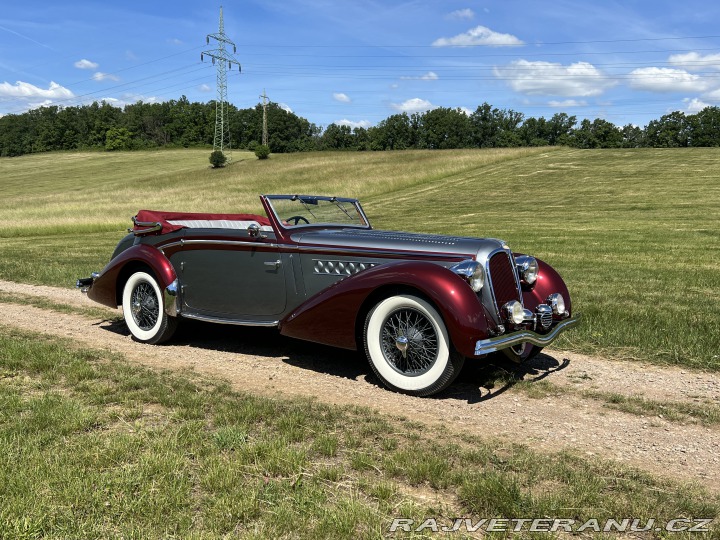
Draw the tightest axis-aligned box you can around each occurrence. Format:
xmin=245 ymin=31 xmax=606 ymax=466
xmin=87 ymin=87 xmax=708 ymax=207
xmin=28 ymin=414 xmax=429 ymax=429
xmin=100 ymin=318 xmax=570 ymax=404
xmin=437 ymin=353 xmax=570 ymax=404
xmin=99 ymin=317 xmax=371 ymax=381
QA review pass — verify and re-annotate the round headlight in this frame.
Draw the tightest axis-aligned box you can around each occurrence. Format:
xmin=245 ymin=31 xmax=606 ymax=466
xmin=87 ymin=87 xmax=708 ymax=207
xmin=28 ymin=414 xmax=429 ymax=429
xmin=515 ymin=255 xmax=539 ymax=285
xmin=547 ymin=293 xmax=566 ymax=315
xmin=450 ymin=260 xmax=484 ymax=292
xmin=503 ymin=300 xmax=525 ymax=325
xmin=469 ymin=263 xmax=484 ymax=292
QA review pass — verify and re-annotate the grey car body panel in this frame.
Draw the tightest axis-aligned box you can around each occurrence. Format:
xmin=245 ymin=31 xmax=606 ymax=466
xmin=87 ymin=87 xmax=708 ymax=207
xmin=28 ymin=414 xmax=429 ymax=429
xmin=117 ymin=224 xmax=509 ymax=326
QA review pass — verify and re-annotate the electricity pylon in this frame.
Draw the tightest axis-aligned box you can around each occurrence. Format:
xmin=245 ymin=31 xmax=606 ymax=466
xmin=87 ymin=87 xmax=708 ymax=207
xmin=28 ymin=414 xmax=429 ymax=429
xmin=260 ymin=89 xmax=269 ymax=147
xmin=201 ymin=6 xmax=241 ymax=156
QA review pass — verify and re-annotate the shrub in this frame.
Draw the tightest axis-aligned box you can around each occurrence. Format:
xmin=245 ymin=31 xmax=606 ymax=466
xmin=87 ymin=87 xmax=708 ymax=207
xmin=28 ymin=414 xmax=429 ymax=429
xmin=254 ymin=145 xmax=270 ymax=160
xmin=209 ymin=150 xmax=227 ymax=168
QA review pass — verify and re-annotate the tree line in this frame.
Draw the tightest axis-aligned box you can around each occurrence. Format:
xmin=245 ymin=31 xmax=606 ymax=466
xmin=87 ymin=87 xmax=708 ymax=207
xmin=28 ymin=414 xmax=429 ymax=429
xmin=1 ymin=96 xmax=719 ymax=157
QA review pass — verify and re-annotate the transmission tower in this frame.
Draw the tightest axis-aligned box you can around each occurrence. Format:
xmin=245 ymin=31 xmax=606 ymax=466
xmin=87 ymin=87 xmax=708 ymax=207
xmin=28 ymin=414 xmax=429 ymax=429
xmin=260 ymin=89 xmax=269 ymax=147
xmin=201 ymin=6 xmax=241 ymax=156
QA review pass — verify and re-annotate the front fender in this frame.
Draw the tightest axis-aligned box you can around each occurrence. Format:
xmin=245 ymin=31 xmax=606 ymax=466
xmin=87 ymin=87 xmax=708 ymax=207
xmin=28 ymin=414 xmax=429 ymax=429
xmin=521 ymin=258 xmax=572 ymax=314
xmin=279 ymin=261 xmax=491 ymax=357
xmin=88 ymin=244 xmax=177 ymax=308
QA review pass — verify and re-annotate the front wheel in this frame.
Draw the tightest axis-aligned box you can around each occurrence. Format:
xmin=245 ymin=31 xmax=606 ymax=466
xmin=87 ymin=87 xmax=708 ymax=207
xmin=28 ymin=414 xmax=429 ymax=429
xmin=364 ymin=294 xmax=464 ymax=396
xmin=501 ymin=342 xmax=542 ymax=363
xmin=122 ymin=271 xmax=177 ymax=344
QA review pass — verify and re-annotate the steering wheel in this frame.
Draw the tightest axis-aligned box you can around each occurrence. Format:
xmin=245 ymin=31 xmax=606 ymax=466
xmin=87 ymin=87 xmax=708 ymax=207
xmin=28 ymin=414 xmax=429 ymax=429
xmin=286 ymin=215 xmax=310 ymax=225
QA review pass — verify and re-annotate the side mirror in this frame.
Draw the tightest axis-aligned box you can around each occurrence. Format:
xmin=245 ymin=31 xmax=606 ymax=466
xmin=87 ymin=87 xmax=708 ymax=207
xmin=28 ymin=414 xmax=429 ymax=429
xmin=247 ymin=223 xmax=266 ymax=239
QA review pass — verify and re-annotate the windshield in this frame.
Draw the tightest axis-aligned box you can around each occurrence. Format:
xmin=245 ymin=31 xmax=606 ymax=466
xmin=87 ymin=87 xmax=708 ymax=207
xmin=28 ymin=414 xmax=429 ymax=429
xmin=266 ymin=195 xmax=370 ymax=229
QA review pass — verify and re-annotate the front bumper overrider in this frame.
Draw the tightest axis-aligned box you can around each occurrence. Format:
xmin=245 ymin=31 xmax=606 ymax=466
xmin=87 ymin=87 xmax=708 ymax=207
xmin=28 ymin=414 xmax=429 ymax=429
xmin=474 ymin=314 xmax=581 ymax=356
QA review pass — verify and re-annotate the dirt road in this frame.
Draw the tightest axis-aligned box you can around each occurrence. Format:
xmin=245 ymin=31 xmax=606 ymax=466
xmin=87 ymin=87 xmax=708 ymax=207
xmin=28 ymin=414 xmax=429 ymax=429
xmin=1 ymin=280 xmax=718 ymax=490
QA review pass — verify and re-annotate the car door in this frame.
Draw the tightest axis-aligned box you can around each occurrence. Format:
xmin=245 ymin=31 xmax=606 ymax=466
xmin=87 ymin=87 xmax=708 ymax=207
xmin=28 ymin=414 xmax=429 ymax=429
xmin=177 ymin=227 xmax=286 ymax=319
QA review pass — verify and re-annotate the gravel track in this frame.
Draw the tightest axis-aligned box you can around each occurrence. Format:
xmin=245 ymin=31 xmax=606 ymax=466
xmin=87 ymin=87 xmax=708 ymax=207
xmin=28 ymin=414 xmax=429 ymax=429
xmin=1 ymin=279 xmax=718 ymax=490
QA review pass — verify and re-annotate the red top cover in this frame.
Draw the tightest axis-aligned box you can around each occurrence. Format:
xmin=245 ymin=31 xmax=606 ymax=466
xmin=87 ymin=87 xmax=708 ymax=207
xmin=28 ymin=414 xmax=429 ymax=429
xmin=134 ymin=209 xmax=271 ymax=234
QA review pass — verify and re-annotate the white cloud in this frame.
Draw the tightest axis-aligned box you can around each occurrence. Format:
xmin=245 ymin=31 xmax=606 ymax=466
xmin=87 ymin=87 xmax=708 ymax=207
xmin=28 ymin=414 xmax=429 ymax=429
xmin=92 ymin=72 xmax=120 ymax=82
xmin=669 ymin=52 xmax=720 ymax=71
xmin=400 ymin=71 xmax=439 ymax=81
xmin=494 ymin=60 xmax=616 ymax=97
xmin=447 ymin=8 xmax=474 ymax=20
xmin=199 ymin=84 xmax=212 ymax=92
xmin=0 ymin=80 xmax=74 ymax=99
xmin=683 ymin=97 xmax=711 ymax=113
xmin=167 ymin=38 xmax=183 ymax=45
xmin=433 ymin=25 xmax=523 ymax=47
xmin=279 ymin=103 xmax=293 ymax=113
xmin=548 ymin=99 xmax=588 ymax=107
xmin=390 ymin=98 xmax=435 ymax=113
xmin=333 ymin=92 xmax=351 ymax=103
xmin=628 ymin=67 xmax=709 ymax=93
xmin=74 ymin=58 xmax=98 ymax=70
xmin=459 ymin=107 xmax=473 ymax=115
xmin=97 ymin=94 xmax=159 ymax=108
xmin=337 ymin=119 xmax=371 ymax=129
xmin=703 ymin=87 xmax=720 ymax=102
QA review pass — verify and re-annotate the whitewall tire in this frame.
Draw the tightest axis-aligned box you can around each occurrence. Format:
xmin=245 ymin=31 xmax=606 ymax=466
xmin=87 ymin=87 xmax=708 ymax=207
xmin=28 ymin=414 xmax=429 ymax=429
xmin=364 ymin=294 xmax=464 ymax=396
xmin=122 ymin=271 xmax=177 ymax=344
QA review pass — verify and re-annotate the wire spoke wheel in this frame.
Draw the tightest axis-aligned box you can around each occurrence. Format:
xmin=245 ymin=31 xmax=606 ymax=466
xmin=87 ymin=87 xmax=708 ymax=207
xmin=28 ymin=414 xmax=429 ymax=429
xmin=364 ymin=294 xmax=464 ymax=396
xmin=122 ymin=271 xmax=177 ymax=344
xmin=130 ymin=282 xmax=159 ymax=331
xmin=380 ymin=308 xmax=438 ymax=376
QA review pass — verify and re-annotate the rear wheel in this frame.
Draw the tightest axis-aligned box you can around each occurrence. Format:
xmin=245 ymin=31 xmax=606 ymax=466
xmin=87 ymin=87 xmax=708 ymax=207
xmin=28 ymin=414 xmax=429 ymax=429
xmin=364 ymin=294 xmax=464 ymax=396
xmin=122 ymin=271 xmax=177 ymax=344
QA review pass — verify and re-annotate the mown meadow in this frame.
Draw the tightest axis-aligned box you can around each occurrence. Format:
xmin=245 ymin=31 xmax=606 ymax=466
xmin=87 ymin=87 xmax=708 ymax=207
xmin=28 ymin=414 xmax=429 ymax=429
xmin=1 ymin=146 xmax=718 ymax=370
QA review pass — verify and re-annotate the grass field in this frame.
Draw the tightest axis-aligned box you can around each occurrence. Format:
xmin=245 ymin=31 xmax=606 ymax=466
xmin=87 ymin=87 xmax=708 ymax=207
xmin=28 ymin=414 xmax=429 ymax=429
xmin=1 ymin=147 xmax=718 ymax=370
xmin=1 ymin=328 xmax=717 ymax=538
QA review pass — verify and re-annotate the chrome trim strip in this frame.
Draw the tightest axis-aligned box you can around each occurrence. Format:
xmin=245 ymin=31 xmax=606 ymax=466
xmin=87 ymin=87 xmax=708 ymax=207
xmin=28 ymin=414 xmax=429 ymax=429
xmin=182 ymin=239 xmax=280 ymax=248
xmin=181 ymin=312 xmax=279 ymax=327
xmin=164 ymin=279 xmax=180 ymax=317
xmin=159 ymin=239 xmax=465 ymax=261
xmin=159 ymin=239 xmax=282 ymax=253
xmin=473 ymin=314 xmax=581 ymax=356
xmin=296 ymin=245 xmax=463 ymax=260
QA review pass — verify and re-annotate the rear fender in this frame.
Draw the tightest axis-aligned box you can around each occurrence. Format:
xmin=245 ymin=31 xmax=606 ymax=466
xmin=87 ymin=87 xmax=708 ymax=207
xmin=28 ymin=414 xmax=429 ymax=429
xmin=279 ymin=261 xmax=490 ymax=357
xmin=521 ymin=258 xmax=572 ymax=314
xmin=88 ymin=244 xmax=177 ymax=308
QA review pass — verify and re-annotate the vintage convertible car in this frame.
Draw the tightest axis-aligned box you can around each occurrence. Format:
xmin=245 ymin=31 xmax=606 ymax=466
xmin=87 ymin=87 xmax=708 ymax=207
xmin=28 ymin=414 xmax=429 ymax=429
xmin=78 ymin=194 xmax=579 ymax=396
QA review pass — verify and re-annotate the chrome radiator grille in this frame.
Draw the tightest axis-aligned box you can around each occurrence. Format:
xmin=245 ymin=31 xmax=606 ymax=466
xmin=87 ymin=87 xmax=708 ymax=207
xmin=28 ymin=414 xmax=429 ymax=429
xmin=488 ymin=251 xmax=522 ymax=313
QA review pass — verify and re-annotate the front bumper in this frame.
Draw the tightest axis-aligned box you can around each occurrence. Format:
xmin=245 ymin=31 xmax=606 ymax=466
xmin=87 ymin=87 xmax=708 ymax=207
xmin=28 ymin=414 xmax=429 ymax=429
xmin=474 ymin=314 xmax=581 ymax=356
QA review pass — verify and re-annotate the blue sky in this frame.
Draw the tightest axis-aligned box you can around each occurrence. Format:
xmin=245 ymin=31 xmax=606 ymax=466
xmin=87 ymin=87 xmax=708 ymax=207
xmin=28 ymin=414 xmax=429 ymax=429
xmin=2 ymin=0 xmax=720 ymax=129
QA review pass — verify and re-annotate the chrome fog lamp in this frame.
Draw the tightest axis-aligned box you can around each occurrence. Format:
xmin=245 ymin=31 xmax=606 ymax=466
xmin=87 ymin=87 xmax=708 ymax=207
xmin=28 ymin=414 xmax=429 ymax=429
xmin=450 ymin=260 xmax=484 ymax=292
xmin=547 ymin=293 xmax=566 ymax=315
xmin=515 ymin=255 xmax=539 ymax=285
xmin=503 ymin=300 xmax=525 ymax=325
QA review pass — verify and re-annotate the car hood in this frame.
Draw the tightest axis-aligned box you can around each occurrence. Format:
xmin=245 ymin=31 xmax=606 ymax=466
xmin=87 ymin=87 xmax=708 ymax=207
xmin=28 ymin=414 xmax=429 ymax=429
xmin=291 ymin=228 xmax=505 ymax=260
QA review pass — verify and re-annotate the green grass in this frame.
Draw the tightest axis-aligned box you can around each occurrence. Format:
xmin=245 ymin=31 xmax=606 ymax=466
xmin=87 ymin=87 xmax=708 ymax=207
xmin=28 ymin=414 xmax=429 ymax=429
xmin=1 ymin=147 xmax=719 ymax=369
xmin=514 ymin=378 xmax=720 ymax=426
xmin=1 ymin=327 xmax=717 ymax=538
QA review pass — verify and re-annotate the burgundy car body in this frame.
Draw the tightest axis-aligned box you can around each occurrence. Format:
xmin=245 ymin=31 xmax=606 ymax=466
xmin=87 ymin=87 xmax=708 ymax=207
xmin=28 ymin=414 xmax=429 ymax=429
xmin=79 ymin=194 xmax=579 ymax=396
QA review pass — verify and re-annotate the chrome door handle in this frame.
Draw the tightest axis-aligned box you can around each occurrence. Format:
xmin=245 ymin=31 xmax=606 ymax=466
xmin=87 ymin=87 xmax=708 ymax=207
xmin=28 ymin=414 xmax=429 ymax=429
xmin=264 ymin=260 xmax=281 ymax=269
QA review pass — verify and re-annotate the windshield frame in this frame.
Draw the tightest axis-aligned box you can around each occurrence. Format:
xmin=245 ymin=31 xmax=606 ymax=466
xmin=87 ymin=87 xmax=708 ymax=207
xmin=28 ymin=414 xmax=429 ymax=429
xmin=264 ymin=195 xmax=372 ymax=230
